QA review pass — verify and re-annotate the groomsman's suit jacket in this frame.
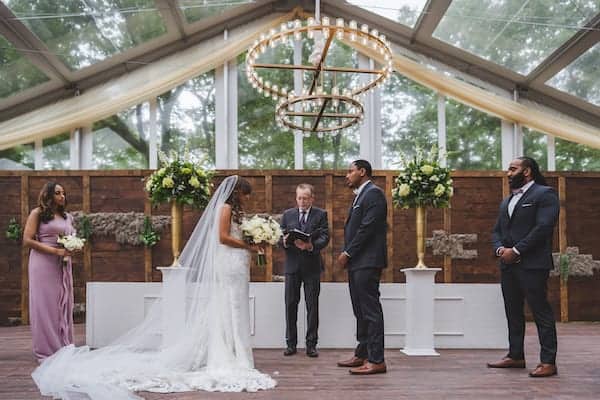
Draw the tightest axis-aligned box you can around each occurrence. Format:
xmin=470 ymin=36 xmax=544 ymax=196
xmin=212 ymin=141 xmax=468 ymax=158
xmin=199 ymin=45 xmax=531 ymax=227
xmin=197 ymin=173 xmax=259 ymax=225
xmin=344 ymin=181 xmax=388 ymax=270
xmin=492 ymin=183 xmax=559 ymax=270
xmin=281 ymin=207 xmax=330 ymax=275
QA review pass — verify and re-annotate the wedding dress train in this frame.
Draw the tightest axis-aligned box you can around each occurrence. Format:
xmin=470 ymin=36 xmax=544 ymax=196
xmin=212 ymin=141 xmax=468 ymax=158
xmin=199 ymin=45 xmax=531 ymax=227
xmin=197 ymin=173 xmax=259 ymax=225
xmin=32 ymin=176 xmax=276 ymax=399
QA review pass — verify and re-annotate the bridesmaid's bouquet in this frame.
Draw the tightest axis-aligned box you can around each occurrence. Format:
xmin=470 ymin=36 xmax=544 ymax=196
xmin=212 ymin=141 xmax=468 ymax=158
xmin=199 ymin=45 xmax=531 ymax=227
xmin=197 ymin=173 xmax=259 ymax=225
xmin=57 ymin=234 xmax=86 ymax=264
xmin=240 ymin=215 xmax=282 ymax=266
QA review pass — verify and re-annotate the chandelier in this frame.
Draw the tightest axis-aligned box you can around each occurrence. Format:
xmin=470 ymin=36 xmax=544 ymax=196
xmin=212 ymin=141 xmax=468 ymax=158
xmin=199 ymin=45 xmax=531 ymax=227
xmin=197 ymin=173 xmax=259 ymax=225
xmin=246 ymin=17 xmax=393 ymax=137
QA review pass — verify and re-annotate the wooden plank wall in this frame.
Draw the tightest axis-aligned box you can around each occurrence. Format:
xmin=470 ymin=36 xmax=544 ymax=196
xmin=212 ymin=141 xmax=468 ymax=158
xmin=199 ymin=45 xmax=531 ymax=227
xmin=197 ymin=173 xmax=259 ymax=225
xmin=0 ymin=170 xmax=599 ymax=325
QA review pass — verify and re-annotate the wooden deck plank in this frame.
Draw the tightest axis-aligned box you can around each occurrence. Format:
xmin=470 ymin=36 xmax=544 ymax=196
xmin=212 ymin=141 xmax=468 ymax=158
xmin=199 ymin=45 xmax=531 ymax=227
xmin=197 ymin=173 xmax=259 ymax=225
xmin=1 ymin=323 xmax=599 ymax=400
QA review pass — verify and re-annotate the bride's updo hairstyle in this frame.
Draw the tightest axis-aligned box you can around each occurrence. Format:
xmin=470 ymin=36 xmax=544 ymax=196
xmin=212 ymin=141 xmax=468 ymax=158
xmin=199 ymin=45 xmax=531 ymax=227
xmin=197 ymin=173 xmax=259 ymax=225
xmin=226 ymin=177 xmax=252 ymax=224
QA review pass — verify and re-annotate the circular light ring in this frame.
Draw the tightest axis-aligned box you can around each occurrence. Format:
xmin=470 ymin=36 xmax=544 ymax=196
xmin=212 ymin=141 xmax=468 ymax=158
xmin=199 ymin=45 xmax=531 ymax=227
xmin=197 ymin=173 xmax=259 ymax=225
xmin=276 ymin=94 xmax=365 ymax=133
xmin=246 ymin=20 xmax=393 ymax=101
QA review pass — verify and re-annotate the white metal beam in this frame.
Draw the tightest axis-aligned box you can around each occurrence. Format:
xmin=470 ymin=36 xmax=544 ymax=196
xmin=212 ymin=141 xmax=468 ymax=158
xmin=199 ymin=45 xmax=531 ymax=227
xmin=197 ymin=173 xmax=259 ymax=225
xmin=437 ymin=94 xmax=447 ymax=167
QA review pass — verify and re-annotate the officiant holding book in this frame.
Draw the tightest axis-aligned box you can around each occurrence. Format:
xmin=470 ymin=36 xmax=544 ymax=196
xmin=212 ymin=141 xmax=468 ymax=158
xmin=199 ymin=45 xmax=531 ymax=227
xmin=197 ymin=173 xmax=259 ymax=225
xmin=280 ymin=183 xmax=330 ymax=358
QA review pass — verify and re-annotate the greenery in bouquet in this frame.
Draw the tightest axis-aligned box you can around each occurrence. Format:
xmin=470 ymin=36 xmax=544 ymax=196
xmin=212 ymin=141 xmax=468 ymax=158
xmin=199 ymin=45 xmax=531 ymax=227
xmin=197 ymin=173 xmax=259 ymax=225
xmin=145 ymin=150 xmax=213 ymax=208
xmin=392 ymin=145 xmax=453 ymax=209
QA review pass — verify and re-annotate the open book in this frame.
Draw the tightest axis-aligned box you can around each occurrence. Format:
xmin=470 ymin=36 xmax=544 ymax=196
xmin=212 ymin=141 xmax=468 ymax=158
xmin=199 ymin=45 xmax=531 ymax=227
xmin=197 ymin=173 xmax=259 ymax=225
xmin=285 ymin=228 xmax=312 ymax=242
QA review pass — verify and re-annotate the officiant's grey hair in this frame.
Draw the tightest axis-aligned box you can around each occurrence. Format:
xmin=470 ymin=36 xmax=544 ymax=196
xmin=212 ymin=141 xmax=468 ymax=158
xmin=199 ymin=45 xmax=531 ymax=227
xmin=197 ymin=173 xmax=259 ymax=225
xmin=296 ymin=183 xmax=314 ymax=196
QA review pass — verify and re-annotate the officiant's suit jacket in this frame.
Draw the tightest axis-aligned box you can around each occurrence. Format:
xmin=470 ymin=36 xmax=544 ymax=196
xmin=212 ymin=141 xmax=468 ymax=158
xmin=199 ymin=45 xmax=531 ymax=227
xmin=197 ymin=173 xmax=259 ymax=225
xmin=492 ymin=183 xmax=559 ymax=270
xmin=344 ymin=181 xmax=388 ymax=271
xmin=280 ymin=207 xmax=330 ymax=275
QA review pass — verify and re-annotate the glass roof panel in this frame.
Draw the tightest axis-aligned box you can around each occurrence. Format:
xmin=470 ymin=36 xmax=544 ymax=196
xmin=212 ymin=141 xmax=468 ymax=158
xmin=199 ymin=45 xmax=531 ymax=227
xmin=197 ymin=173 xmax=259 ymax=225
xmin=433 ymin=0 xmax=599 ymax=75
xmin=178 ymin=0 xmax=255 ymax=24
xmin=547 ymin=43 xmax=600 ymax=107
xmin=347 ymin=0 xmax=428 ymax=28
xmin=0 ymin=34 xmax=49 ymax=99
xmin=4 ymin=0 xmax=167 ymax=70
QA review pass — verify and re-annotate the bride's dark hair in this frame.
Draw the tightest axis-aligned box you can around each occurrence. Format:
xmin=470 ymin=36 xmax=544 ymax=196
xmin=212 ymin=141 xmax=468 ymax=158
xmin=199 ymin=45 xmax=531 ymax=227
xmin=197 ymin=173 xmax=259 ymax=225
xmin=225 ymin=177 xmax=252 ymax=224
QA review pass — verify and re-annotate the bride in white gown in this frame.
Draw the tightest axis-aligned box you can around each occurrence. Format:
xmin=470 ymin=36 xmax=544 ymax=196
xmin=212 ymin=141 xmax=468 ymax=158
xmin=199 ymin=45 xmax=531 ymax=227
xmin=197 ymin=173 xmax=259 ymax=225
xmin=32 ymin=175 xmax=277 ymax=399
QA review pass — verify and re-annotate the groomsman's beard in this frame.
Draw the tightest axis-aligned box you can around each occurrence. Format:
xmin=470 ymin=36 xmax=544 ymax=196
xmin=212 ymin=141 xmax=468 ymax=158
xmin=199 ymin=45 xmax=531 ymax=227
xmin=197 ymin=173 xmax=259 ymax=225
xmin=509 ymin=171 xmax=527 ymax=190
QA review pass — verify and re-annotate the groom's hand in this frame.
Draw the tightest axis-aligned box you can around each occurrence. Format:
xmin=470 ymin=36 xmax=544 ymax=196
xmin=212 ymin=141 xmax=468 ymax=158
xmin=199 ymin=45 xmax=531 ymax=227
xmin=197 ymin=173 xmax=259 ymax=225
xmin=337 ymin=252 xmax=349 ymax=268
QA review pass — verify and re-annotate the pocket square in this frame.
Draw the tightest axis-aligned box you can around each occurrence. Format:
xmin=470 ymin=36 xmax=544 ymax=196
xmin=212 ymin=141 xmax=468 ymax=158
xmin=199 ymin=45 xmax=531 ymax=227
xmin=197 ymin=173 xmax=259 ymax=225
xmin=521 ymin=203 xmax=534 ymax=207
xmin=353 ymin=205 xmax=361 ymax=209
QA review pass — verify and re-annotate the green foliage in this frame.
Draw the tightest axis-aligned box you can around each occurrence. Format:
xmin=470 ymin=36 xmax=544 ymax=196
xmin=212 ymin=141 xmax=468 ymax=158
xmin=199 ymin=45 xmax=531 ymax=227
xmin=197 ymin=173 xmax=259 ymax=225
xmin=559 ymin=254 xmax=570 ymax=283
xmin=5 ymin=218 xmax=22 ymax=242
xmin=392 ymin=146 xmax=453 ymax=209
xmin=0 ymin=144 xmax=34 ymax=169
xmin=382 ymin=73 xmax=437 ymax=168
xmin=556 ymin=139 xmax=600 ymax=171
xmin=0 ymin=35 xmax=49 ymax=98
xmin=445 ymin=99 xmax=501 ymax=170
xmin=238 ymin=51 xmax=294 ymax=168
xmin=6 ymin=0 xmax=166 ymax=70
xmin=145 ymin=150 xmax=213 ymax=207
xmin=140 ymin=216 xmax=160 ymax=247
xmin=522 ymin=128 xmax=548 ymax=170
xmin=158 ymin=72 xmax=216 ymax=167
xmin=79 ymin=215 xmax=93 ymax=242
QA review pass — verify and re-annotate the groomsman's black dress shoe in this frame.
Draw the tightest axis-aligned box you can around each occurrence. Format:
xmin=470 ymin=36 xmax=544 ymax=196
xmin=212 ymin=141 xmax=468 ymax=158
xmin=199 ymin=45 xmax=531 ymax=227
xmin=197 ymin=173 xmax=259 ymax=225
xmin=486 ymin=356 xmax=526 ymax=368
xmin=283 ymin=347 xmax=297 ymax=356
xmin=306 ymin=346 xmax=318 ymax=358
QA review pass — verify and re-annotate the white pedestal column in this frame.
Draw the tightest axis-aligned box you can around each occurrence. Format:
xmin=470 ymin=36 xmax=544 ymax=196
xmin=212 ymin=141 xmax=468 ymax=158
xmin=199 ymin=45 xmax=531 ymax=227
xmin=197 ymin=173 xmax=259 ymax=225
xmin=157 ymin=267 xmax=190 ymax=347
xmin=401 ymin=268 xmax=441 ymax=356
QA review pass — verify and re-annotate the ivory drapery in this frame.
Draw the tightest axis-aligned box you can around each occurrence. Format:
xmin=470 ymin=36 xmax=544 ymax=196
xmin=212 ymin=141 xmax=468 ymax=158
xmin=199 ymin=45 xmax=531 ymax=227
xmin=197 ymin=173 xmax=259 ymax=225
xmin=0 ymin=12 xmax=294 ymax=150
xmin=1 ymin=10 xmax=598 ymax=151
xmin=352 ymin=40 xmax=600 ymax=149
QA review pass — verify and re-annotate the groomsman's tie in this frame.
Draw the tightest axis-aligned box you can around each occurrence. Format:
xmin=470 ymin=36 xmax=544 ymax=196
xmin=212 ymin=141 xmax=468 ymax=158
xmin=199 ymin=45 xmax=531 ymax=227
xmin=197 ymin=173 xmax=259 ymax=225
xmin=299 ymin=210 xmax=307 ymax=231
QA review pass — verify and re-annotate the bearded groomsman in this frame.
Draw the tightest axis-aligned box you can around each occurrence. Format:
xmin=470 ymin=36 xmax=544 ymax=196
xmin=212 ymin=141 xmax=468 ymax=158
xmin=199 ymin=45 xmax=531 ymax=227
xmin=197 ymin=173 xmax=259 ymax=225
xmin=280 ymin=183 xmax=329 ymax=358
xmin=488 ymin=156 xmax=559 ymax=378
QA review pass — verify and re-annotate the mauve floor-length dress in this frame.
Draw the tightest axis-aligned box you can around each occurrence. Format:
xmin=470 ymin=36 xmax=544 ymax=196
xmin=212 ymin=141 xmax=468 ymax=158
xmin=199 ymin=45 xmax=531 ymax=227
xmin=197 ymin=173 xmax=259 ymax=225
xmin=28 ymin=214 xmax=75 ymax=361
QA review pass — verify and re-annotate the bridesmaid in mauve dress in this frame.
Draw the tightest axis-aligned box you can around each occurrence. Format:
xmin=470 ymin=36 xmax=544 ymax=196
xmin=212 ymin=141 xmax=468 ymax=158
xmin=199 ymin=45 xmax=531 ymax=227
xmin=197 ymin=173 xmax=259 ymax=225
xmin=23 ymin=182 xmax=75 ymax=362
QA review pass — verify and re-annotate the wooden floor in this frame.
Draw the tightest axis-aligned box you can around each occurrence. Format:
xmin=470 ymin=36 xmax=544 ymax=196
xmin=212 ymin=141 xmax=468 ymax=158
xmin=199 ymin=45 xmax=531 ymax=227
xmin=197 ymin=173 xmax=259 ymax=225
xmin=1 ymin=323 xmax=599 ymax=400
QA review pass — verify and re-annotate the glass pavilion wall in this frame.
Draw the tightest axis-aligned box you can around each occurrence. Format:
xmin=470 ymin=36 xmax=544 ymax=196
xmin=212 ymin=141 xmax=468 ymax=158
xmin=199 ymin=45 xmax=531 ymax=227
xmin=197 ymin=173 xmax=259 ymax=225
xmin=1 ymin=3 xmax=599 ymax=172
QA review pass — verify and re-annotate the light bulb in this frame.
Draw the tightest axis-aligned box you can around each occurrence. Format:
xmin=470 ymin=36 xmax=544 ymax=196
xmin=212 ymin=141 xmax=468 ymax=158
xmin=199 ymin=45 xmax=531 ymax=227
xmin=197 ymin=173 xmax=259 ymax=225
xmin=322 ymin=16 xmax=330 ymax=26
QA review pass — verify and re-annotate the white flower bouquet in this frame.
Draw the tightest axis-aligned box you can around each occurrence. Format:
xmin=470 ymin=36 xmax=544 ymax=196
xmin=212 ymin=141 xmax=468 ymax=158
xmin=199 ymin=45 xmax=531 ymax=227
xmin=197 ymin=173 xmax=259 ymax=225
xmin=240 ymin=215 xmax=282 ymax=266
xmin=144 ymin=150 xmax=213 ymax=208
xmin=392 ymin=145 xmax=453 ymax=209
xmin=57 ymin=234 xmax=86 ymax=264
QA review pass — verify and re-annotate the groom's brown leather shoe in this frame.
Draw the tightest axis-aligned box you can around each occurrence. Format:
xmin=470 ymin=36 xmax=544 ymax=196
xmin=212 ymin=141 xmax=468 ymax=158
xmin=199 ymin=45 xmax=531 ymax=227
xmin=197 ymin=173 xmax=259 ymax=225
xmin=486 ymin=357 xmax=526 ymax=368
xmin=337 ymin=356 xmax=366 ymax=368
xmin=529 ymin=363 xmax=557 ymax=378
xmin=349 ymin=361 xmax=387 ymax=375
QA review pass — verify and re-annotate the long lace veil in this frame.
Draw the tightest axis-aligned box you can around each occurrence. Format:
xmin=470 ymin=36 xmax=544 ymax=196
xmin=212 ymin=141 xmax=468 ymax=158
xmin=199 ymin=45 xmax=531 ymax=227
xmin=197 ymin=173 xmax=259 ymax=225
xmin=32 ymin=175 xmax=268 ymax=399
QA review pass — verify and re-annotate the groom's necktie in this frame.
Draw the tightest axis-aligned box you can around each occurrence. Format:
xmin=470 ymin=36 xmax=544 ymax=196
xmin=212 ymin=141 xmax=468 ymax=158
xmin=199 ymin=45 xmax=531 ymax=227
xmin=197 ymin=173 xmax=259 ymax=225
xmin=299 ymin=210 xmax=307 ymax=231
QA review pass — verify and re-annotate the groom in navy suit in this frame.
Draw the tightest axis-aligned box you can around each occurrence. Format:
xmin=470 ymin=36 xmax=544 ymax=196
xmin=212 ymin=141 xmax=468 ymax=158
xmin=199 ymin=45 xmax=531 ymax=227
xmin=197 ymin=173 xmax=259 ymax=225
xmin=336 ymin=160 xmax=387 ymax=375
xmin=488 ymin=157 xmax=559 ymax=378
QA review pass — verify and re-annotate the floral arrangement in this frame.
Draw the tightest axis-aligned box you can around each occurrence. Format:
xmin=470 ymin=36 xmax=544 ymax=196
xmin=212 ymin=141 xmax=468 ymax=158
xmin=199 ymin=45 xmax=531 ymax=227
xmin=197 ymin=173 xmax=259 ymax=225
xmin=144 ymin=150 xmax=213 ymax=207
xmin=57 ymin=234 xmax=86 ymax=264
xmin=240 ymin=215 xmax=282 ymax=266
xmin=392 ymin=146 xmax=453 ymax=209
xmin=140 ymin=216 xmax=160 ymax=247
